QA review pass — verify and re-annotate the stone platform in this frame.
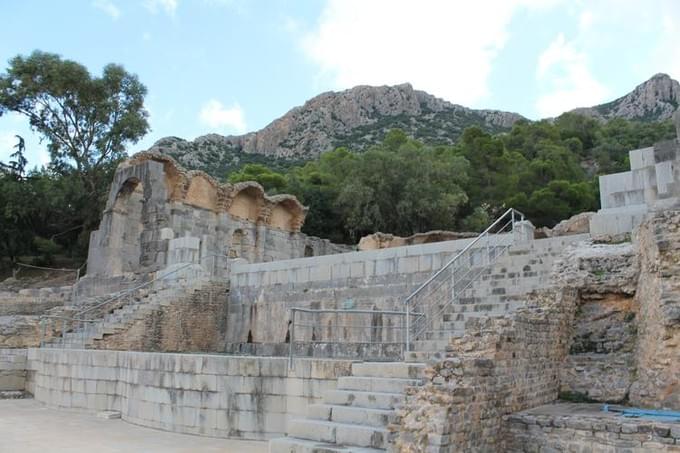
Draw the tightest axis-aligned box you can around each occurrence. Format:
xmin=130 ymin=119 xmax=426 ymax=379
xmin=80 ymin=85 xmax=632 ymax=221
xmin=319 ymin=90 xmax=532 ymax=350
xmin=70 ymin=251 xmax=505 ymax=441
xmin=25 ymin=348 xmax=355 ymax=441
xmin=505 ymin=403 xmax=680 ymax=451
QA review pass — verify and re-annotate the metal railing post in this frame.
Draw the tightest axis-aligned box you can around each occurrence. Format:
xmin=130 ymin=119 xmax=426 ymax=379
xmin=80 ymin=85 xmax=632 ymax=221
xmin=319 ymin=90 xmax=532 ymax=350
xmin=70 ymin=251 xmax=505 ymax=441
xmin=405 ymin=301 xmax=410 ymax=352
xmin=71 ymin=269 xmax=80 ymax=305
xmin=40 ymin=318 xmax=45 ymax=347
xmin=289 ymin=309 xmax=296 ymax=370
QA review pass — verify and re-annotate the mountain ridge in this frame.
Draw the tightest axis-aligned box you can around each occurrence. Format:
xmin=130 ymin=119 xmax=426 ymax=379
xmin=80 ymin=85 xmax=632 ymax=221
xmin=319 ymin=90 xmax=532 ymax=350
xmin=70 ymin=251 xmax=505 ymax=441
xmin=151 ymin=74 xmax=680 ymax=177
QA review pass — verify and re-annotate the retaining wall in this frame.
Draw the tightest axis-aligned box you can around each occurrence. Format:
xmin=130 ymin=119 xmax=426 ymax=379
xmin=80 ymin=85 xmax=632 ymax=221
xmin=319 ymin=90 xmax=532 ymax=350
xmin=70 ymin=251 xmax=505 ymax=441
xmin=26 ymin=348 xmax=353 ymax=440
xmin=227 ymin=234 xmax=577 ymax=345
xmin=228 ymin=237 xmax=485 ymax=344
xmin=0 ymin=348 xmax=27 ymax=391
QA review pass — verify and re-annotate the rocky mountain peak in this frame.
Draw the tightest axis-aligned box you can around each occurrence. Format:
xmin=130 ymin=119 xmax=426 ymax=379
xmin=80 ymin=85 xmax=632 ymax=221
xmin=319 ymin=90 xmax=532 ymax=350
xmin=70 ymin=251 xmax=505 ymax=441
xmin=572 ymin=73 xmax=680 ymax=121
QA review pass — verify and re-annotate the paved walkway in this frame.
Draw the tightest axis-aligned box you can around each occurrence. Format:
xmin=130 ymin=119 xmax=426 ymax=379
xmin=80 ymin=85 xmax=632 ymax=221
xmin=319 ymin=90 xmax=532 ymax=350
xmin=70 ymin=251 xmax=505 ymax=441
xmin=0 ymin=399 xmax=268 ymax=453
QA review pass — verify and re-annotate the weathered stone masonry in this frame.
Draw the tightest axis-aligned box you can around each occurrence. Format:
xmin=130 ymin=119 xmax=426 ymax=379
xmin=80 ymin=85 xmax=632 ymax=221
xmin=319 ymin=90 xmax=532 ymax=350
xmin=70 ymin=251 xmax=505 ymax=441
xmin=80 ymin=152 xmax=346 ymax=298
xmin=390 ymin=288 xmax=578 ymax=452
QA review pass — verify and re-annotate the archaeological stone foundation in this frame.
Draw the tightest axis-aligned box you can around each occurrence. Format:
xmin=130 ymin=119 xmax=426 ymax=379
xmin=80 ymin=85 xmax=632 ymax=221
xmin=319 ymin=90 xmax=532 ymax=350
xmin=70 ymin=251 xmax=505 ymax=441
xmin=2 ymin=124 xmax=680 ymax=452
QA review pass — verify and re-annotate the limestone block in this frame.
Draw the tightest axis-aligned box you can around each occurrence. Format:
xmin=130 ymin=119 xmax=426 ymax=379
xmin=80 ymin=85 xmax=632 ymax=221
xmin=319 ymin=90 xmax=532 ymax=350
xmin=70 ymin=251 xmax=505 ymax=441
xmin=160 ymin=228 xmax=174 ymax=240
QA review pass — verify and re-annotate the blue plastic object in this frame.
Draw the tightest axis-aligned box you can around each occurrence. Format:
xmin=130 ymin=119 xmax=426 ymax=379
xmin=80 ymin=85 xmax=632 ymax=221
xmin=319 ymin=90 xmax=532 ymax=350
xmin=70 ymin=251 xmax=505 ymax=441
xmin=603 ymin=404 xmax=680 ymax=420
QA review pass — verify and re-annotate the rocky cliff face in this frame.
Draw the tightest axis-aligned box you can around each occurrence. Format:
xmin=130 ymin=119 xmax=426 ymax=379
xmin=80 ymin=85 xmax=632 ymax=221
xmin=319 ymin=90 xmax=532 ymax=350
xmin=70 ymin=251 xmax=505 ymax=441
xmin=150 ymin=83 xmax=523 ymax=174
xmin=572 ymin=73 xmax=680 ymax=121
xmin=152 ymin=75 xmax=680 ymax=177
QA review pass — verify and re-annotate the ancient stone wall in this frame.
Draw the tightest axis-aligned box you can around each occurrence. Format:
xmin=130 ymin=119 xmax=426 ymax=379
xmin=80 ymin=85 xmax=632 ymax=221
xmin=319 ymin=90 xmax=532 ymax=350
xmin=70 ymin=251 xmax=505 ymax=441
xmin=390 ymin=288 xmax=578 ymax=452
xmin=0 ymin=287 xmax=71 ymax=347
xmin=91 ymin=282 xmax=229 ymax=353
xmin=357 ymin=230 xmax=475 ymax=251
xmin=0 ymin=348 xmax=27 ymax=392
xmin=84 ymin=153 xmax=345 ymax=294
xmin=505 ymin=404 xmax=680 ymax=451
xmin=26 ymin=348 xmax=353 ymax=440
xmin=553 ymin=242 xmax=640 ymax=403
xmin=630 ymin=209 xmax=680 ymax=409
xmin=228 ymin=237 xmax=478 ymax=345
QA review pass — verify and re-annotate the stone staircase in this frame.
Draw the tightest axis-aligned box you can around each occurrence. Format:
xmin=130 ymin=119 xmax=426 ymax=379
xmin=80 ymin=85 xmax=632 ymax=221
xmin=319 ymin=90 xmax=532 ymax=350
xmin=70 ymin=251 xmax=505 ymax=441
xmin=44 ymin=277 xmax=209 ymax=349
xmin=270 ymin=361 xmax=425 ymax=453
xmin=407 ymin=234 xmax=588 ymax=356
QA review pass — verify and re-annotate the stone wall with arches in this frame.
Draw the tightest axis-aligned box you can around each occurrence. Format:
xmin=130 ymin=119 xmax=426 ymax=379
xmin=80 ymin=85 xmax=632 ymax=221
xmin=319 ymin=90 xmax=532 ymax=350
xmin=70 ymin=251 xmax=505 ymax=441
xmin=81 ymin=152 xmax=347 ymax=297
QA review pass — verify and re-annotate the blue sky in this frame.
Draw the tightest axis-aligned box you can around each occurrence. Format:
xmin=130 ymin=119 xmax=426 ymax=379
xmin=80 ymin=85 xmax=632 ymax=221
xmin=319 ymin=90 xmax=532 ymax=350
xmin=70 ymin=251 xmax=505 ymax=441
xmin=1 ymin=0 xmax=679 ymax=167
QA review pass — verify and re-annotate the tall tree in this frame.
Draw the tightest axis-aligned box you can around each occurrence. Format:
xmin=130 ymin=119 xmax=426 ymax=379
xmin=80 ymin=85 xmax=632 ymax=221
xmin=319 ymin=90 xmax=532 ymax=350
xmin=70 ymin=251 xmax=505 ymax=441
xmin=0 ymin=51 xmax=149 ymax=197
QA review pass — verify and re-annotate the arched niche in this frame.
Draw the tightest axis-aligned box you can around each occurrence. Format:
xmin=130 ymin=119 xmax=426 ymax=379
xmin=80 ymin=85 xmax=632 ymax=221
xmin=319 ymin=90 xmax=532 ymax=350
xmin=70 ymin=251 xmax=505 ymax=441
xmin=185 ymin=175 xmax=218 ymax=211
xmin=111 ymin=177 xmax=145 ymax=273
xmin=269 ymin=198 xmax=305 ymax=232
xmin=229 ymin=187 xmax=263 ymax=222
xmin=229 ymin=229 xmax=245 ymax=258
xmin=163 ymin=161 xmax=185 ymax=201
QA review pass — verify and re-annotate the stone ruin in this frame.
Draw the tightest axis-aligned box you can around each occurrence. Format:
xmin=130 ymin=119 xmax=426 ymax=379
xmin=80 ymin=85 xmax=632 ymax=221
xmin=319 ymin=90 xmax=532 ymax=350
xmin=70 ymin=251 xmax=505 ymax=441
xmin=1 ymin=123 xmax=680 ymax=452
xmin=81 ymin=152 xmax=347 ymax=296
xmin=590 ymin=110 xmax=680 ymax=241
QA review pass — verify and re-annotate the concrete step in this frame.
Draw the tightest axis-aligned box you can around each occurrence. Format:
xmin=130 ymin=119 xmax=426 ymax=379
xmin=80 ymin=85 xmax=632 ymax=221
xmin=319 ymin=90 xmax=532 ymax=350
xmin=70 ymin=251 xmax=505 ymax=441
xmin=351 ymin=362 xmax=425 ymax=379
xmin=288 ymin=419 xmax=388 ymax=449
xmin=308 ymin=404 xmax=394 ymax=428
xmin=269 ymin=436 xmax=384 ymax=453
xmin=337 ymin=376 xmax=420 ymax=394
xmin=323 ymin=390 xmax=403 ymax=410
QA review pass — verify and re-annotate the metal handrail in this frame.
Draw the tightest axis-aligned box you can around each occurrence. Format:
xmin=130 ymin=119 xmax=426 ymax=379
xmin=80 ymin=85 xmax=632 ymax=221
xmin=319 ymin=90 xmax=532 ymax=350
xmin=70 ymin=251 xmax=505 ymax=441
xmin=404 ymin=208 xmax=524 ymax=304
xmin=288 ymin=307 xmax=422 ymax=368
xmin=40 ymin=253 xmax=228 ymax=348
xmin=75 ymin=253 xmax=226 ymax=318
xmin=404 ymin=208 xmax=527 ymax=350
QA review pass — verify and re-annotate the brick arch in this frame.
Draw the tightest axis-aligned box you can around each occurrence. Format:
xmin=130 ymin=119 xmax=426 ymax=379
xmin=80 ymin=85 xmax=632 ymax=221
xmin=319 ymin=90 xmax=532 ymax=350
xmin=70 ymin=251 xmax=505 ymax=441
xmin=185 ymin=174 xmax=219 ymax=211
xmin=267 ymin=196 xmax=306 ymax=232
xmin=227 ymin=183 xmax=265 ymax=222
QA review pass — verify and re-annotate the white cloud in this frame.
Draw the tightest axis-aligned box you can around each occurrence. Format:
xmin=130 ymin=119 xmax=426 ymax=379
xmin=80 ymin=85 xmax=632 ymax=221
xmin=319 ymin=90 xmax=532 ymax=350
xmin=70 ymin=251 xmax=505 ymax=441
xmin=535 ymin=33 xmax=608 ymax=117
xmin=300 ymin=0 xmax=550 ymax=106
xmin=92 ymin=0 xmax=120 ymax=20
xmin=144 ymin=0 xmax=178 ymax=17
xmin=199 ymin=100 xmax=247 ymax=133
xmin=0 ymin=132 xmax=17 ymax=161
xmin=578 ymin=10 xmax=594 ymax=31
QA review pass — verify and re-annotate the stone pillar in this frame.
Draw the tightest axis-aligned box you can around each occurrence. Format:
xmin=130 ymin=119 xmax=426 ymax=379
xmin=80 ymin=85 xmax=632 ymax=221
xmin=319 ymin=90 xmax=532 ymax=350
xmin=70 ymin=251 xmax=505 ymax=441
xmin=513 ymin=220 xmax=535 ymax=244
xmin=166 ymin=236 xmax=201 ymax=266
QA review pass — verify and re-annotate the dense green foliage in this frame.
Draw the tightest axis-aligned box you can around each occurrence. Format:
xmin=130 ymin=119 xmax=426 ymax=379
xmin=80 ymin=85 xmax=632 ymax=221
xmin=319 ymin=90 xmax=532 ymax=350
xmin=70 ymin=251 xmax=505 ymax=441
xmin=225 ymin=115 xmax=675 ymax=243
xmin=0 ymin=51 xmax=149 ymax=268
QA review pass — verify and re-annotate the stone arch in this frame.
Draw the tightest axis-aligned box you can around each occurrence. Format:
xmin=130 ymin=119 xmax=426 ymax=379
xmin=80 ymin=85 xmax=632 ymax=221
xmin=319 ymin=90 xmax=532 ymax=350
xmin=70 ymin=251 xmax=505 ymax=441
xmin=268 ymin=196 xmax=306 ymax=232
xmin=185 ymin=174 xmax=218 ymax=211
xmin=228 ymin=184 xmax=264 ymax=222
xmin=111 ymin=177 xmax=146 ymax=273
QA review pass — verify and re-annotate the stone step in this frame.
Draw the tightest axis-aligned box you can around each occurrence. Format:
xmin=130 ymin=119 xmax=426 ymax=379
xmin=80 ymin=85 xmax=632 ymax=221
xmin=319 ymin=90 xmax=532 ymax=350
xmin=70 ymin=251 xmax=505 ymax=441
xmin=403 ymin=350 xmax=445 ymax=363
xmin=411 ymin=339 xmax=449 ymax=352
xmin=323 ymin=390 xmax=403 ymax=410
xmin=288 ymin=419 xmax=388 ymax=449
xmin=308 ymin=404 xmax=394 ymax=428
xmin=269 ymin=436 xmax=384 ymax=453
xmin=351 ymin=362 xmax=425 ymax=379
xmin=337 ymin=376 xmax=420 ymax=394
xmin=423 ymin=330 xmax=465 ymax=341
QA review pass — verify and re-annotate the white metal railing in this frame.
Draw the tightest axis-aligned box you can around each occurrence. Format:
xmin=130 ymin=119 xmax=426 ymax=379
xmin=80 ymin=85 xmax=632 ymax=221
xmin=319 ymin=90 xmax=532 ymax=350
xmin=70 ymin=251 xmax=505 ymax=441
xmin=404 ymin=208 xmax=526 ymax=350
xmin=40 ymin=253 xmax=230 ymax=348
xmin=287 ymin=307 xmax=420 ymax=368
